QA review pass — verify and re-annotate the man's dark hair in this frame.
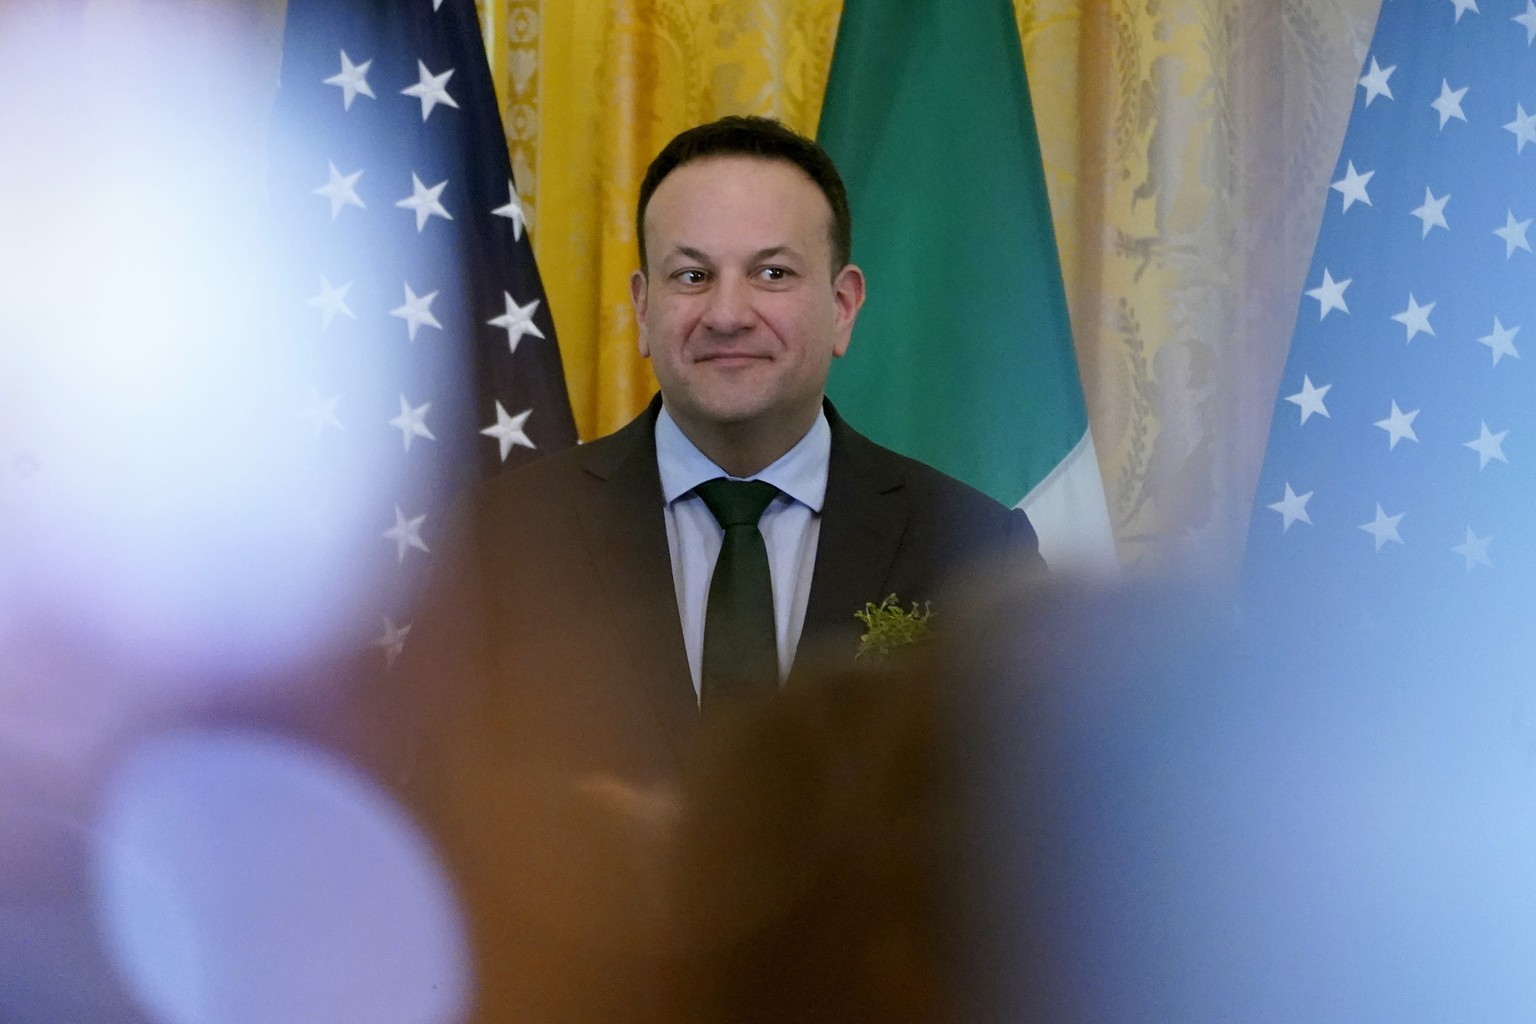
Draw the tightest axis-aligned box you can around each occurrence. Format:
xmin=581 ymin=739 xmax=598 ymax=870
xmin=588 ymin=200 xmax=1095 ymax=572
xmin=635 ymin=115 xmax=853 ymax=276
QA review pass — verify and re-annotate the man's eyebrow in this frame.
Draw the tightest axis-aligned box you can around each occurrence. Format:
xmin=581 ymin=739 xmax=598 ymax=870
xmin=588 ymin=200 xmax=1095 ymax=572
xmin=662 ymin=244 xmax=805 ymax=264
xmin=751 ymin=245 xmax=804 ymax=261
xmin=667 ymin=245 xmax=715 ymax=265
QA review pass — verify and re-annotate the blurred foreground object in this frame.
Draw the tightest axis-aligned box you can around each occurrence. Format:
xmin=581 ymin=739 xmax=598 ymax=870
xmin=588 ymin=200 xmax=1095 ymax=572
xmin=0 ymin=3 xmax=385 ymax=688
xmin=0 ymin=0 xmax=396 ymax=921
xmin=673 ymin=575 xmax=1536 ymax=1023
xmin=91 ymin=730 xmax=469 ymax=1024
xmin=0 ymin=3 xmax=558 ymax=1019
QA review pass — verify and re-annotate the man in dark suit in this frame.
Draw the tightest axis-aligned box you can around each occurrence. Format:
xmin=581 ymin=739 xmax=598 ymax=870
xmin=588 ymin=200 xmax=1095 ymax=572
xmin=388 ymin=115 xmax=1043 ymax=1024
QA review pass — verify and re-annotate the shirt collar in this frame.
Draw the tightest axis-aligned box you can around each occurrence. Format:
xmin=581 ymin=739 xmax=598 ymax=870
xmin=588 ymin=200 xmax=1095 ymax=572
xmin=655 ymin=404 xmax=830 ymax=513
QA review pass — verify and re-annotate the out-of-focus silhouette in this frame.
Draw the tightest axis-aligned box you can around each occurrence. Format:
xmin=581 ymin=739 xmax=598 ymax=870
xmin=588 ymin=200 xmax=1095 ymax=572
xmin=668 ymin=573 xmax=1536 ymax=1023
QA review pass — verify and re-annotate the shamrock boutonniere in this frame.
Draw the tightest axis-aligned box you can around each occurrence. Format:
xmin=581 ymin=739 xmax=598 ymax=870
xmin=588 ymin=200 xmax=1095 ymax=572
xmin=854 ymin=594 xmax=933 ymax=659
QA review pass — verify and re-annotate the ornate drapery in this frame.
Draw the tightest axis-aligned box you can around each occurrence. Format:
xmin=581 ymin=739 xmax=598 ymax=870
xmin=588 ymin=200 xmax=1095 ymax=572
xmin=1024 ymin=2 xmax=1380 ymax=577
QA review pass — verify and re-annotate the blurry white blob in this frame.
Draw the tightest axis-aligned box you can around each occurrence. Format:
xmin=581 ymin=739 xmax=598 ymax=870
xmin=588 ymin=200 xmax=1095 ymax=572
xmin=0 ymin=6 xmax=400 ymax=682
xmin=90 ymin=729 xmax=470 ymax=1024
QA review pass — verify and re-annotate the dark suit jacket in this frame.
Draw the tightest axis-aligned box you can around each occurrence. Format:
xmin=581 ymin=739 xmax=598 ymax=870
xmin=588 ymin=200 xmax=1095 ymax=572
xmin=381 ymin=394 xmax=1042 ymax=1023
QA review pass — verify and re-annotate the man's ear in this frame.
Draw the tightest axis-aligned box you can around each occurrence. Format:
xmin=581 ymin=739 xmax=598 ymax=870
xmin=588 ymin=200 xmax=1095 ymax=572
xmin=830 ymin=263 xmax=866 ymax=358
xmin=630 ymin=269 xmax=650 ymax=356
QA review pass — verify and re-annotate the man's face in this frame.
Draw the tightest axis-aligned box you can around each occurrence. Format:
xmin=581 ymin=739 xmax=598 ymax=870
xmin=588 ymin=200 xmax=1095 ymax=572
xmin=631 ymin=155 xmax=864 ymax=451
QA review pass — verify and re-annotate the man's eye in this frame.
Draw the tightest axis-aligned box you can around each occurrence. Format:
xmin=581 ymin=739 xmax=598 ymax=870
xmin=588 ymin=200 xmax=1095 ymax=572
xmin=676 ymin=269 xmax=708 ymax=285
xmin=758 ymin=266 xmax=790 ymax=282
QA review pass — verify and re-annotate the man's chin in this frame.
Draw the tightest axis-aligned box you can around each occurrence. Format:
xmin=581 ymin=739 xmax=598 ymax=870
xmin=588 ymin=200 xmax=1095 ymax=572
xmin=665 ymin=383 xmax=821 ymax=445
xmin=670 ymin=385 xmax=774 ymax=427
xmin=690 ymin=401 xmax=771 ymax=429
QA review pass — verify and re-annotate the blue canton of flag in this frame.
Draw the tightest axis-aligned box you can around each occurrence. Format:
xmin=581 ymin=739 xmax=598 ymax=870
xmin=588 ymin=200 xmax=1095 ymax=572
xmin=1245 ymin=0 xmax=1536 ymax=626
xmin=266 ymin=0 xmax=576 ymax=669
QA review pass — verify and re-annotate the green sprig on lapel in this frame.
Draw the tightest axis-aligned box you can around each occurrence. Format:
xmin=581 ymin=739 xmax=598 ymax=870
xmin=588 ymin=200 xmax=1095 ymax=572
xmin=854 ymin=594 xmax=933 ymax=659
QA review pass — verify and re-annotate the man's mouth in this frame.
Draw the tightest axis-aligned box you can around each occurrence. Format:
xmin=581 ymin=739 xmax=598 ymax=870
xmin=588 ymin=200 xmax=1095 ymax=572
xmin=696 ymin=352 xmax=769 ymax=366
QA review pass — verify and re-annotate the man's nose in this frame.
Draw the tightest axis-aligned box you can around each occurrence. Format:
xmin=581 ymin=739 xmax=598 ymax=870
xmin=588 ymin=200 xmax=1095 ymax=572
xmin=701 ymin=274 xmax=753 ymax=333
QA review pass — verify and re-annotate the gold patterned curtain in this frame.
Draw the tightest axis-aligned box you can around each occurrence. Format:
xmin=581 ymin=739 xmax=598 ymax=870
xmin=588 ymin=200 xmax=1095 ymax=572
xmin=85 ymin=0 xmax=1382 ymax=579
xmin=493 ymin=0 xmax=1382 ymax=579
xmin=1015 ymin=1 xmax=1381 ymax=579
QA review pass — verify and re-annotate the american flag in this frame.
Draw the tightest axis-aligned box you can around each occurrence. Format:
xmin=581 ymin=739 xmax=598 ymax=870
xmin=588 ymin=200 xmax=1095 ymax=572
xmin=1244 ymin=0 xmax=1536 ymax=628
xmin=266 ymin=0 xmax=576 ymax=668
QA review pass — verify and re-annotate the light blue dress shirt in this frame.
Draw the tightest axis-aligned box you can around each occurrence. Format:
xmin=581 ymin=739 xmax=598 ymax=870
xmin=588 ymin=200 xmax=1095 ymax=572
xmin=655 ymin=406 xmax=829 ymax=701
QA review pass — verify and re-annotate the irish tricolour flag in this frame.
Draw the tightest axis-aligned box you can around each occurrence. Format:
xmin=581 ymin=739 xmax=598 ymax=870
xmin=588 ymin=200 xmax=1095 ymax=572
xmin=819 ymin=0 xmax=1115 ymax=574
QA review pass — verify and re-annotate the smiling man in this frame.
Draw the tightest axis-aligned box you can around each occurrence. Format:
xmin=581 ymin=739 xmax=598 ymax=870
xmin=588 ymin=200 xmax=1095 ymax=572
xmin=388 ymin=116 xmax=1044 ymax=1024
xmin=621 ymin=117 xmax=1043 ymax=708
xmin=632 ymin=137 xmax=865 ymax=478
xmin=432 ymin=116 xmax=1041 ymax=725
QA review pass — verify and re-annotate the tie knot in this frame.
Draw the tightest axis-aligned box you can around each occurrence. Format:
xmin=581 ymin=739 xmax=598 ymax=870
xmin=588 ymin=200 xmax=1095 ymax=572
xmin=695 ymin=478 xmax=779 ymax=528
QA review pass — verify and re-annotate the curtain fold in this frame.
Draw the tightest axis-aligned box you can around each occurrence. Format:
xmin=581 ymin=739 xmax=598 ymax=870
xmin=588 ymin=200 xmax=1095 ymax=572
xmin=1044 ymin=2 xmax=1381 ymax=577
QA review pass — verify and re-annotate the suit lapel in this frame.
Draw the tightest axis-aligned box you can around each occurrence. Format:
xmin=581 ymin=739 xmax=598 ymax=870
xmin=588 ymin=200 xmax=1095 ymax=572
xmin=568 ymin=400 xmax=908 ymax=701
xmin=792 ymin=408 xmax=909 ymax=683
xmin=573 ymin=400 xmax=698 ymax=763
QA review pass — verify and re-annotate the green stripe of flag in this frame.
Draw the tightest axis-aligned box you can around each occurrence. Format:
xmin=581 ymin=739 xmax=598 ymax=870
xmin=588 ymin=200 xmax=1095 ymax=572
xmin=818 ymin=0 xmax=1090 ymax=511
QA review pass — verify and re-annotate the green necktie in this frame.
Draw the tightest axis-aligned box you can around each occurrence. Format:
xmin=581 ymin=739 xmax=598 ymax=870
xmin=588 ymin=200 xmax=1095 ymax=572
xmin=695 ymin=478 xmax=781 ymax=707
